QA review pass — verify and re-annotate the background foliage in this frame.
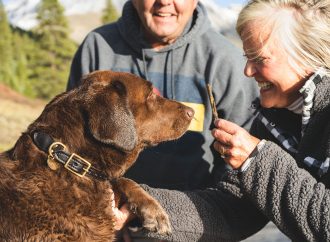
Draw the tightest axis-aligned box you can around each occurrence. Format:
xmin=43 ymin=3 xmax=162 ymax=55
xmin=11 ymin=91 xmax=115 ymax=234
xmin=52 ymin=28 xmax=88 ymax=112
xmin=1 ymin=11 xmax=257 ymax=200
xmin=0 ymin=0 xmax=119 ymax=100
xmin=102 ymin=0 xmax=119 ymax=24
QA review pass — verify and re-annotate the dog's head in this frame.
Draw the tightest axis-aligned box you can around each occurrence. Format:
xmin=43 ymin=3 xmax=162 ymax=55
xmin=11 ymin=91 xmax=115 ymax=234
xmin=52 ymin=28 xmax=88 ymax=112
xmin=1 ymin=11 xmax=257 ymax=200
xmin=14 ymin=70 xmax=193 ymax=179
xmin=82 ymin=71 xmax=194 ymax=152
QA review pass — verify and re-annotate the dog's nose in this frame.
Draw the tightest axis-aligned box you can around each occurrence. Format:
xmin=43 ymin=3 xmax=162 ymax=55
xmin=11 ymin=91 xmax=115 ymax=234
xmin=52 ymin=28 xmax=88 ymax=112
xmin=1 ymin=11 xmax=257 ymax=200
xmin=186 ymin=107 xmax=195 ymax=119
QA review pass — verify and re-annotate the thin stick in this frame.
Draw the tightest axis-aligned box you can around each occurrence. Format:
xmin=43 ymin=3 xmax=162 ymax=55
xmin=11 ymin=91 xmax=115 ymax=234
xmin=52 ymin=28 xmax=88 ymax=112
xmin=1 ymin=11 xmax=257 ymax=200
xmin=206 ymin=84 xmax=219 ymax=121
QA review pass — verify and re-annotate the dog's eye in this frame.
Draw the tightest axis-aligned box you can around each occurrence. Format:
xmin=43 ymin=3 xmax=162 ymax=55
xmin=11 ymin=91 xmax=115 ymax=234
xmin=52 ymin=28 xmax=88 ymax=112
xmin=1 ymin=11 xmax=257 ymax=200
xmin=111 ymin=80 xmax=126 ymax=95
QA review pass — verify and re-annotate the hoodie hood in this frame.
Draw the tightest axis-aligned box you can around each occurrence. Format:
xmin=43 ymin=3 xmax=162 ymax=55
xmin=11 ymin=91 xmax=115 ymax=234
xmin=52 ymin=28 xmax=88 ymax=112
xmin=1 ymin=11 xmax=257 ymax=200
xmin=117 ymin=1 xmax=212 ymax=56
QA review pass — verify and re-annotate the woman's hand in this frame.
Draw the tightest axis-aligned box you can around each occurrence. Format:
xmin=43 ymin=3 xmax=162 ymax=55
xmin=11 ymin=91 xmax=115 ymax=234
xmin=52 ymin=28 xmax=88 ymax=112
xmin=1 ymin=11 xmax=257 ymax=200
xmin=212 ymin=119 xmax=260 ymax=169
xmin=111 ymin=193 xmax=136 ymax=231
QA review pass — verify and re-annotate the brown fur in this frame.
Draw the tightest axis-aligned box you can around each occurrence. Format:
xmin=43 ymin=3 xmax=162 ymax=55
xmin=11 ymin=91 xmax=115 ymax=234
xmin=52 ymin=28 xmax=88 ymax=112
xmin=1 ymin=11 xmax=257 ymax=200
xmin=0 ymin=70 xmax=193 ymax=241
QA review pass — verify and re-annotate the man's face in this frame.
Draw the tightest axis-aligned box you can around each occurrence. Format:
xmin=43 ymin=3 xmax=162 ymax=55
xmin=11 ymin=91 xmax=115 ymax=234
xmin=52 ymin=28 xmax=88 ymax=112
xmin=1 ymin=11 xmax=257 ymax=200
xmin=132 ymin=0 xmax=198 ymax=48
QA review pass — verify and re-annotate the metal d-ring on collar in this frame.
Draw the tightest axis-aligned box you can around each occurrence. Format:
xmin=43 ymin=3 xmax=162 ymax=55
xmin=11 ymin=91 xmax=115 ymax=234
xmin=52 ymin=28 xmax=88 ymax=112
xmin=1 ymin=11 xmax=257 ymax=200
xmin=32 ymin=131 xmax=108 ymax=181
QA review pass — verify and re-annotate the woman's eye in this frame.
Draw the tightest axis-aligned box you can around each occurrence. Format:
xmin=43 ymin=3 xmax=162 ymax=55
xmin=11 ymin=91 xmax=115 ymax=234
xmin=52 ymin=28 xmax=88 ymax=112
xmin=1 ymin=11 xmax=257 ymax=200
xmin=243 ymin=54 xmax=267 ymax=64
xmin=254 ymin=57 xmax=266 ymax=64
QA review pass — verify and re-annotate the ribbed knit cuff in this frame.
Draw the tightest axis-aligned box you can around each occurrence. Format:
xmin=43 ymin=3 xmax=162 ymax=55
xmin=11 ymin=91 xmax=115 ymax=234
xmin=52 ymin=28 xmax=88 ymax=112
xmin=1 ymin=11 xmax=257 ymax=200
xmin=240 ymin=139 xmax=267 ymax=172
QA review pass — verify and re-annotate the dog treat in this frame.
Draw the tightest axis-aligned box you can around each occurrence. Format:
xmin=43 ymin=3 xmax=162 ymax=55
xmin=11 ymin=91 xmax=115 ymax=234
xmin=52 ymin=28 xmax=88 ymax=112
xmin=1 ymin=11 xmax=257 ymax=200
xmin=206 ymin=84 xmax=219 ymax=121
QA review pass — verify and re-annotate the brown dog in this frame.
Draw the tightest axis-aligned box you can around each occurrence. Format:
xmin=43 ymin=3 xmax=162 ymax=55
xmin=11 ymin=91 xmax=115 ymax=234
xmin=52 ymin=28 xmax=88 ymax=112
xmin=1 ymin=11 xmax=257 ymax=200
xmin=0 ymin=70 xmax=194 ymax=241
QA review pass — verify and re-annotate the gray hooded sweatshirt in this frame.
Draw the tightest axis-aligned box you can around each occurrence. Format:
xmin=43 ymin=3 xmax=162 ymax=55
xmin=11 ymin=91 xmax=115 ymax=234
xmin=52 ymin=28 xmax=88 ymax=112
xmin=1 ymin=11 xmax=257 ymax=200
xmin=67 ymin=1 xmax=259 ymax=190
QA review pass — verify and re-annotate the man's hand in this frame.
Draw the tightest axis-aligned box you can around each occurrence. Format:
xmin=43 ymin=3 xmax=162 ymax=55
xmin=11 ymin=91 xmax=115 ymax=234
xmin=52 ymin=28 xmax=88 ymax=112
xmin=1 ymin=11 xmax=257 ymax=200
xmin=212 ymin=119 xmax=260 ymax=169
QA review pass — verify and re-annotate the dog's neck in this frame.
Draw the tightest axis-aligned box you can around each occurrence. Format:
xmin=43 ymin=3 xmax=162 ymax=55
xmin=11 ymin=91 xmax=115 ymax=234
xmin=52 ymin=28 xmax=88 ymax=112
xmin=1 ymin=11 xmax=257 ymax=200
xmin=9 ymin=131 xmax=142 ymax=183
xmin=31 ymin=131 xmax=109 ymax=181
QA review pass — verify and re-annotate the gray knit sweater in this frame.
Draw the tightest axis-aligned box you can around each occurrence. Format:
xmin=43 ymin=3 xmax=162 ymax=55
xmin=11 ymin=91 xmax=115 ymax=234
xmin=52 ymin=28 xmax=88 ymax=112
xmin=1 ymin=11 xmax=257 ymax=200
xmin=137 ymin=74 xmax=330 ymax=241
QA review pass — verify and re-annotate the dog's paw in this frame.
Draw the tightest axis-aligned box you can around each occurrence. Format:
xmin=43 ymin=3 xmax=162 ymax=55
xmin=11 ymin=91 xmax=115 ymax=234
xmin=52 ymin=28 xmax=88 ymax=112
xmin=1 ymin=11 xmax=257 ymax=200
xmin=113 ymin=177 xmax=172 ymax=235
xmin=131 ymin=201 xmax=172 ymax=235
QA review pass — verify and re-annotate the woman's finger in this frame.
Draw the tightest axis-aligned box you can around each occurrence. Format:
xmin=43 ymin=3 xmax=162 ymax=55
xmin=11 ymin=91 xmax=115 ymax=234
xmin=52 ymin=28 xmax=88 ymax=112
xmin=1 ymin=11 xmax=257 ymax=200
xmin=212 ymin=128 xmax=232 ymax=145
xmin=214 ymin=118 xmax=240 ymax=135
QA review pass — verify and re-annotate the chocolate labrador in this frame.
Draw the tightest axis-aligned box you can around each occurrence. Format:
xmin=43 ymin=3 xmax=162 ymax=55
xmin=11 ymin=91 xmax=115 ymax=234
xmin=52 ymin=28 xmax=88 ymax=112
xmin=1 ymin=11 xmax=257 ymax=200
xmin=0 ymin=70 xmax=194 ymax=241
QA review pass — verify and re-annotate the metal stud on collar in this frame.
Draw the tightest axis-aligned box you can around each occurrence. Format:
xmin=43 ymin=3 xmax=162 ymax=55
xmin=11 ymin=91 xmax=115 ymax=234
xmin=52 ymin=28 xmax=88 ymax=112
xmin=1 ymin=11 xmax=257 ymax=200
xmin=47 ymin=142 xmax=66 ymax=171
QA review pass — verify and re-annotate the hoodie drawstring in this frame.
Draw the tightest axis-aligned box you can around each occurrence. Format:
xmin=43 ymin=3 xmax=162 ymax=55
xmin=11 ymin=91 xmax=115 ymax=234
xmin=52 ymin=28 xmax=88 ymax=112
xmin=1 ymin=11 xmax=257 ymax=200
xmin=142 ymin=49 xmax=150 ymax=81
xmin=140 ymin=49 xmax=176 ymax=99
xmin=171 ymin=50 xmax=175 ymax=99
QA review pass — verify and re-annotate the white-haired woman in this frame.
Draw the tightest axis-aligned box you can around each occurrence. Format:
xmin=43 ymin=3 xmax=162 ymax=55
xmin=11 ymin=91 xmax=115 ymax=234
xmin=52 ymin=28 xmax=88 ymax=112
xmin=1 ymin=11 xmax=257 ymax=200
xmin=114 ymin=1 xmax=330 ymax=241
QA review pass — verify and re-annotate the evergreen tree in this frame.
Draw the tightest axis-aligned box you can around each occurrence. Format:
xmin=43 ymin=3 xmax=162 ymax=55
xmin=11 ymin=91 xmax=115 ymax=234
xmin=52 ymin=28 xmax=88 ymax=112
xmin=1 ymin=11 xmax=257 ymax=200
xmin=10 ymin=30 xmax=30 ymax=93
xmin=102 ymin=0 xmax=119 ymax=24
xmin=11 ymin=27 xmax=42 ymax=98
xmin=33 ymin=0 xmax=76 ymax=99
xmin=0 ymin=0 xmax=14 ymax=86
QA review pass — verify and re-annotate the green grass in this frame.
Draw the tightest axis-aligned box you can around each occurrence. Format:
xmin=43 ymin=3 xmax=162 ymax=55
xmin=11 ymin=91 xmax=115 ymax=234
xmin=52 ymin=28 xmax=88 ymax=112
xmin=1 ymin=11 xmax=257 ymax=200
xmin=0 ymin=98 xmax=44 ymax=152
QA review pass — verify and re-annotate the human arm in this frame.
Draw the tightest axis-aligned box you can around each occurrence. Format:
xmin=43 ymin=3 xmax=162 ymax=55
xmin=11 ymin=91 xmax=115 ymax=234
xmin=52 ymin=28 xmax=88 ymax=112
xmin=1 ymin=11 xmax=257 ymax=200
xmin=135 ymin=181 xmax=268 ymax=242
xmin=67 ymin=26 xmax=118 ymax=91
xmin=66 ymin=44 xmax=85 ymax=90
xmin=66 ymin=33 xmax=98 ymax=90
xmin=212 ymin=118 xmax=330 ymax=241
xmin=114 ymin=179 xmax=268 ymax=242
xmin=238 ymin=141 xmax=330 ymax=241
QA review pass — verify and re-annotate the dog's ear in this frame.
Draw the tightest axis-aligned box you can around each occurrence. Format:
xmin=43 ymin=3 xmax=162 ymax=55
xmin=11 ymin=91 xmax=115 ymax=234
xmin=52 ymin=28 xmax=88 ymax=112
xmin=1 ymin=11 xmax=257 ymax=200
xmin=87 ymin=80 xmax=137 ymax=152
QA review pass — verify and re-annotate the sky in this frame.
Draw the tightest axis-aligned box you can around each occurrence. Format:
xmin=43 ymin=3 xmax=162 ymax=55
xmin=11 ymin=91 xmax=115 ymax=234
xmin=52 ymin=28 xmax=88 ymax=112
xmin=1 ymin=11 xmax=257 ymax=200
xmin=3 ymin=0 xmax=246 ymax=7
xmin=215 ymin=0 xmax=246 ymax=7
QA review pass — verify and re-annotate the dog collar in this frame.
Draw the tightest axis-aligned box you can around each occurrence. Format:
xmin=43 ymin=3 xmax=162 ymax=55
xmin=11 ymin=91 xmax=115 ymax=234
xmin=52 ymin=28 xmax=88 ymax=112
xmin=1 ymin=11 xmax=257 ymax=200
xmin=32 ymin=131 xmax=108 ymax=181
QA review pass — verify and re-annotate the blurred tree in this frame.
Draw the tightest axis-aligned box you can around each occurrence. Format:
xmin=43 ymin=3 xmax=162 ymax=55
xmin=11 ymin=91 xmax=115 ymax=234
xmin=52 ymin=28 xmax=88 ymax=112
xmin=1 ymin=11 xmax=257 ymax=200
xmin=33 ymin=0 xmax=76 ymax=99
xmin=102 ymin=0 xmax=119 ymax=24
xmin=10 ymin=30 xmax=29 ymax=93
xmin=0 ymin=0 xmax=14 ymax=87
xmin=11 ymin=28 xmax=39 ymax=97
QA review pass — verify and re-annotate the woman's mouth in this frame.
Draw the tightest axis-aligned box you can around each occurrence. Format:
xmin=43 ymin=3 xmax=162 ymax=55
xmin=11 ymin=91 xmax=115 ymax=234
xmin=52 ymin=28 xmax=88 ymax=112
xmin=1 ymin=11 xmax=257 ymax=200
xmin=258 ymin=81 xmax=273 ymax=91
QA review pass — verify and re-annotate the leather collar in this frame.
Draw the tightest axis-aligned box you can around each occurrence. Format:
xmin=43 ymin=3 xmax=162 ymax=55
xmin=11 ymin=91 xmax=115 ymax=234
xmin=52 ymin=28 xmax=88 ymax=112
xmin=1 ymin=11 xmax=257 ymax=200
xmin=32 ymin=131 xmax=108 ymax=181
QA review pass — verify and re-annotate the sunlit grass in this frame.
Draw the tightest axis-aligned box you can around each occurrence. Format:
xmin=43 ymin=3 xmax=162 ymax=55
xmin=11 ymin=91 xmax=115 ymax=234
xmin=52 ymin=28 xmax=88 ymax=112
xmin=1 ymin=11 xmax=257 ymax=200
xmin=0 ymin=98 xmax=44 ymax=152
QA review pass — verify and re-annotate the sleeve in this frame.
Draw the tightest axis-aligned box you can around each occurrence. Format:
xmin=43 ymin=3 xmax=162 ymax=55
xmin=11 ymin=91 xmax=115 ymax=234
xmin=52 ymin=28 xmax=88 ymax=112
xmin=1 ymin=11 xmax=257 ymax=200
xmin=131 ymin=178 xmax=268 ymax=242
xmin=66 ymin=33 xmax=98 ymax=90
xmin=240 ymin=141 xmax=330 ymax=241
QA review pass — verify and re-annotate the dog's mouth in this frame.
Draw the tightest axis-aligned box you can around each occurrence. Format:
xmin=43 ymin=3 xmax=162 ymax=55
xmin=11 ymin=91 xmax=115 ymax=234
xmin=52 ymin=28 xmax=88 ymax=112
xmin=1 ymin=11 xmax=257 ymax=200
xmin=143 ymin=123 xmax=190 ymax=148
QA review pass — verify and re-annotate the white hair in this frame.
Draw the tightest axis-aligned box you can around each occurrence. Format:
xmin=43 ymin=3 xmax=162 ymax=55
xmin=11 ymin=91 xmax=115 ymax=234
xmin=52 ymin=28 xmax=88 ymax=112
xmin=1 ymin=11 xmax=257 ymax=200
xmin=236 ymin=0 xmax=330 ymax=77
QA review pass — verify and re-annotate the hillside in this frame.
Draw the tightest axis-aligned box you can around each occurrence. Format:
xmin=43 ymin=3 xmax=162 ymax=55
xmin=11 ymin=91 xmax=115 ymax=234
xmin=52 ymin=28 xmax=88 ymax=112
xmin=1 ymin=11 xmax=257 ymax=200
xmin=0 ymin=84 xmax=45 ymax=151
xmin=67 ymin=13 xmax=102 ymax=43
xmin=5 ymin=0 xmax=242 ymax=45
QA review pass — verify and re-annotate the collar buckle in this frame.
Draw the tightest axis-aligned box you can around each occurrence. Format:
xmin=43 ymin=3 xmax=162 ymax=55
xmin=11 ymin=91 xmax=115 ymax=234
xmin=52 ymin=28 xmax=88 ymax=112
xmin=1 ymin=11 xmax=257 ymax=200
xmin=64 ymin=153 xmax=91 ymax=178
xmin=48 ymin=141 xmax=91 ymax=178
xmin=33 ymin=132 xmax=108 ymax=181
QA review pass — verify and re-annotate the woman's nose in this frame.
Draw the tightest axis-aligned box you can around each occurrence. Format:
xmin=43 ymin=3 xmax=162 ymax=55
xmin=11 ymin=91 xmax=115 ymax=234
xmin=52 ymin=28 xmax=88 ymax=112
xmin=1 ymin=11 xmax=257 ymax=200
xmin=244 ymin=60 xmax=257 ymax=77
xmin=156 ymin=0 xmax=173 ymax=5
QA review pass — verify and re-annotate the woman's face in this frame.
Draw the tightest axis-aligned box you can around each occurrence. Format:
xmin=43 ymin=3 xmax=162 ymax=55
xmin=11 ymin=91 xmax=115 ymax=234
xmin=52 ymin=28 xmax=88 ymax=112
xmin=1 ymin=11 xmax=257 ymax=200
xmin=132 ymin=0 xmax=198 ymax=48
xmin=242 ymin=24 xmax=308 ymax=108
